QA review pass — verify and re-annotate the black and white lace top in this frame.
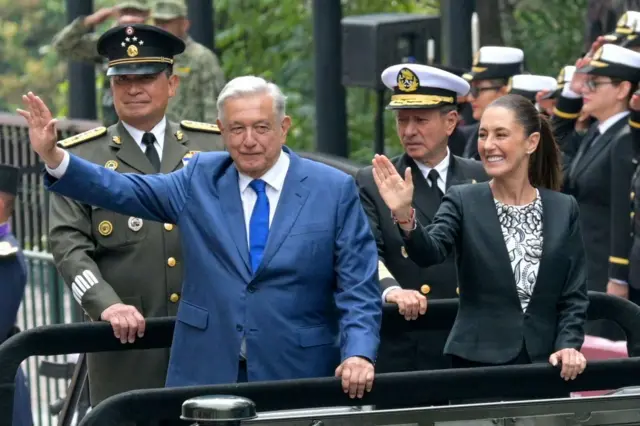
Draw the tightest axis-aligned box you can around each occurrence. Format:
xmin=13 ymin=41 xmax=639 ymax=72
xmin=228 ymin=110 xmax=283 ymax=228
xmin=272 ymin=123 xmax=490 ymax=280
xmin=495 ymin=190 xmax=543 ymax=312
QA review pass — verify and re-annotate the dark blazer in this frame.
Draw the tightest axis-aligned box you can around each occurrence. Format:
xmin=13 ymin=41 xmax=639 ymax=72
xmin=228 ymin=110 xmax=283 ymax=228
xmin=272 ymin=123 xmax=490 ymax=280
xmin=356 ymin=153 xmax=487 ymax=372
xmin=402 ymin=183 xmax=589 ymax=364
xmin=563 ymin=117 xmax=635 ymax=297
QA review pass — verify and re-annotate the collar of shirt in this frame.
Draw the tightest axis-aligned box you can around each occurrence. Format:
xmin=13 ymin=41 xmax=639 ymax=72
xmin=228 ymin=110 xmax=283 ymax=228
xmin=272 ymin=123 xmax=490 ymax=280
xmin=238 ymin=149 xmax=290 ymax=195
xmin=598 ymin=110 xmax=629 ymax=135
xmin=415 ymin=149 xmax=450 ymax=191
xmin=121 ymin=117 xmax=167 ymax=158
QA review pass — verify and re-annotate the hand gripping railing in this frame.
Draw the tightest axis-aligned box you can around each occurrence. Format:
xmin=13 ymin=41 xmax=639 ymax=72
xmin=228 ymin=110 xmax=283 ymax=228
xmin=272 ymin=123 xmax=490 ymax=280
xmin=1 ymin=292 xmax=640 ymax=423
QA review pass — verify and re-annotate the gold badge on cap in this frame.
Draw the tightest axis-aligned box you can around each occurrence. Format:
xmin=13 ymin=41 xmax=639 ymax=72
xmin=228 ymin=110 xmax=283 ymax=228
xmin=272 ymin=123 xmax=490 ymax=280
xmin=127 ymin=45 xmax=139 ymax=57
xmin=112 ymin=136 xmax=121 ymax=145
xmin=105 ymin=160 xmax=118 ymax=170
xmin=618 ymin=12 xmax=628 ymax=28
xmin=506 ymin=77 xmax=513 ymax=93
xmin=557 ymin=68 xmax=565 ymax=84
xmin=472 ymin=50 xmax=480 ymax=66
xmin=401 ymin=246 xmax=408 ymax=258
xmin=98 ymin=220 xmax=113 ymax=236
xmin=128 ymin=217 xmax=143 ymax=232
xmin=396 ymin=68 xmax=419 ymax=93
xmin=175 ymin=130 xmax=184 ymax=141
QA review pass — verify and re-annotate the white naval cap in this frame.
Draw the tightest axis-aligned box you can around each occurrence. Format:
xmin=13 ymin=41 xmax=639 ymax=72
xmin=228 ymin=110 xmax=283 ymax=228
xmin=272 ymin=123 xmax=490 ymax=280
xmin=381 ymin=63 xmax=470 ymax=110
xmin=463 ymin=46 xmax=524 ymax=82
xmin=604 ymin=11 xmax=640 ymax=48
xmin=579 ymin=43 xmax=640 ymax=82
xmin=541 ymin=65 xmax=576 ymax=99
xmin=507 ymin=74 xmax=557 ymax=102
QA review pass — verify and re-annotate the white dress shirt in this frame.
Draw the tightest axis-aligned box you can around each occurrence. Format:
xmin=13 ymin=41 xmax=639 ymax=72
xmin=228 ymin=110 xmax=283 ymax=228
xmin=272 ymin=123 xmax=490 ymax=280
xmin=597 ymin=110 xmax=629 ymax=136
xmin=381 ymin=150 xmax=450 ymax=302
xmin=122 ymin=117 xmax=167 ymax=159
xmin=47 ymin=117 xmax=168 ymax=177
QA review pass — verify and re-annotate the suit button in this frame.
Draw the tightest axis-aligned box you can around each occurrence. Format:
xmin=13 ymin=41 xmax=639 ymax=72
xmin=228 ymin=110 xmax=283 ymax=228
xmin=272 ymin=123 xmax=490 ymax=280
xmin=167 ymin=257 xmax=177 ymax=267
xmin=247 ymin=285 xmax=256 ymax=293
xmin=164 ymin=223 xmax=174 ymax=231
xmin=420 ymin=284 xmax=431 ymax=295
xmin=236 ymin=324 xmax=243 ymax=332
xmin=169 ymin=293 xmax=180 ymax=303
xmin=632 ymin=192 xmax=636 ymax=201
xmin=456 ymin=287 xmax=460 ymax=296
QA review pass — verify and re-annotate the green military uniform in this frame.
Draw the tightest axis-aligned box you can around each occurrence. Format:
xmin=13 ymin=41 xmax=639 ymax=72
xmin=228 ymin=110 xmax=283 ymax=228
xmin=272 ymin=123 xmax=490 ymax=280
xmin=50 ymin=1 xmax=150 ymax=126
xmin=48 ymin=22 xmax=226 ymax=407
xmin=151 ymin=0 xmax=226 ymax=122
xmin=49 ymin=120 xmax=224 ymax=405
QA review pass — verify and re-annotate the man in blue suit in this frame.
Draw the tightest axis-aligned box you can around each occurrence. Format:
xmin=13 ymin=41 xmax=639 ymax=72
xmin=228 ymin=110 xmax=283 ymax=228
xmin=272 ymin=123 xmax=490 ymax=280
xmin=0 ymin=164 xmax=33 ymax=426
xmin=18 ymin=75 xmax=382 ymax=399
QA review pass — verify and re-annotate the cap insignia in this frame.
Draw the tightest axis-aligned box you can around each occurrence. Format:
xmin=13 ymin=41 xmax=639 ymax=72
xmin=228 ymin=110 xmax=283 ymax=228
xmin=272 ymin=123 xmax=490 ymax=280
xmin=396 ymin=68 xmax=419 ymax=93
xmin=557 ymin=68 xmax=565 ymax=84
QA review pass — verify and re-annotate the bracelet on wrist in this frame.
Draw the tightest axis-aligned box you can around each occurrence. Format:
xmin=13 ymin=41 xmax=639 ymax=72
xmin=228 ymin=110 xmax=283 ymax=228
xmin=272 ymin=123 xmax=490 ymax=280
xmin=392 ymin=207 xmax=415 ymax=225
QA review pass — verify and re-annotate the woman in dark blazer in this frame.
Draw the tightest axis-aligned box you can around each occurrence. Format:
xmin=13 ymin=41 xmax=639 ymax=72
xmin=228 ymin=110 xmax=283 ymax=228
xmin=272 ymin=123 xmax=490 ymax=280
xmin=372 ymin=94 xmax=589 ymax=381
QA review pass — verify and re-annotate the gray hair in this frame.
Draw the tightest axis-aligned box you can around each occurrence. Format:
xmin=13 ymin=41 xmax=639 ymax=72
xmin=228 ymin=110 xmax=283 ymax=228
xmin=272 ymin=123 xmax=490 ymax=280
xmin=216 ymin=76 xmax=287 ymax=122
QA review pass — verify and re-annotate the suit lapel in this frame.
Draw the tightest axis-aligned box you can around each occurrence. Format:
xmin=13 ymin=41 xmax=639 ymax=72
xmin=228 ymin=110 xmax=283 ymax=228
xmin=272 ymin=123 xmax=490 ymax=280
xmin=255 ymin=148 xmax=310 ymax=276
xmin=217 ymin=164 xmax=252 ymax=278
xmin=572 ymin=117 xmax=626 ymax=179
xmin=113 ymin=122 xmax=156 ymax=174
xmin=395 ymin=155 xmax=439 ymax=222
xmin=478 ymin=183 xmax=523 ymax=305
xmin=446 ymin=155 xmax=477 ymax=188
xmin=160 ymin=122 xmax=190 ymax=173
xmin=530 ymin=189 xmax=558 ymax=301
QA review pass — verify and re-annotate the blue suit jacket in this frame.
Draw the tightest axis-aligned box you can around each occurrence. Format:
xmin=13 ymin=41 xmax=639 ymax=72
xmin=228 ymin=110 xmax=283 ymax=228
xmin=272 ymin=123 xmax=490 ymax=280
xmin=0 ymin=233 xmax=33 ymax=426
xmin=45 ymin=146 xmax=382 ymax=387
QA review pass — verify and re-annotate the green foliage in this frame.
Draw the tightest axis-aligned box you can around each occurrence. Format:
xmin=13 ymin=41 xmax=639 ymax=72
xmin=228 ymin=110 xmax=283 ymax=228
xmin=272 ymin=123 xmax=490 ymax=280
xmin=505 ymin=0 xmax=588 ymax=76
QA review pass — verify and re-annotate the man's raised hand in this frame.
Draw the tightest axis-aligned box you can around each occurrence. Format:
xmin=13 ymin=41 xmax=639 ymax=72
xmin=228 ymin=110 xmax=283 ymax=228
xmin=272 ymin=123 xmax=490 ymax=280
xmin=17 ymin=92 xmax=65 ymax=168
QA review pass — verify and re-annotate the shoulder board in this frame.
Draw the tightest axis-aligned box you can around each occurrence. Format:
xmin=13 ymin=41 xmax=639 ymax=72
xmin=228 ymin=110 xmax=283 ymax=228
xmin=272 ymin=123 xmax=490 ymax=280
xmin=58 ymin=126 xmax=107 ymax=148
xmin=180 ymin=120 xmax=221 ymax=134
xmin=0 ymin=241 xmax=18 ymax=257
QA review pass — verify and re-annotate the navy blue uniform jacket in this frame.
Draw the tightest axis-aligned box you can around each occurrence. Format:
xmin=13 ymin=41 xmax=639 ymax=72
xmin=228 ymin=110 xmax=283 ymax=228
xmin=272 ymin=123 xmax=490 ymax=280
xmin=0 ymin=233 xmax=33 ymax=426
xmin=44 ymin=146 xmax=382 ymax=387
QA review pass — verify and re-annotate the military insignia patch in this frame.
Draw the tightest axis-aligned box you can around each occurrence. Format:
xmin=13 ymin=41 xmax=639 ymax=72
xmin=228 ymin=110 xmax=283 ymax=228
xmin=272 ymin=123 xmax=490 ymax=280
xmin=180 ymin=120 xmax=221 ymax=134
xmin=182 ymin=150 xmax=200 ymax=167
xmin=59 ymin=127 xmax=107 ymax=148
xmin=112 ymin=136 xmax=121 ymax=145
xmin=175 ymin=130 xmax=184 ymax=141
xmin=396 ymin=68 xmax=420 ymax=93
xmin=105 ymin=160 xmax=118 ymax=171
xmin=127 ymin=45 xmax=139 ymax=57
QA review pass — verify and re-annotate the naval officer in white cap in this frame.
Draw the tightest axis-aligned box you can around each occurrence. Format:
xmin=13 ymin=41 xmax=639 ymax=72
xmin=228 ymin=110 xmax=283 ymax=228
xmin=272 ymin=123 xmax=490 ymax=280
xmin=356 ymin=63 xmax=487 ymax=382
xmin=461 ymin=46 xmax=525 ymax=159
xmin=505 ymin=74 xmax=558 ymax=117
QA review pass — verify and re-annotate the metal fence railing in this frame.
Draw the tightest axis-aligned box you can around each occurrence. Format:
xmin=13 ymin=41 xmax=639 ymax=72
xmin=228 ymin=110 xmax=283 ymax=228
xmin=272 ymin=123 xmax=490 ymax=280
xmin=19 ymin=250 xmax=83 ymax=426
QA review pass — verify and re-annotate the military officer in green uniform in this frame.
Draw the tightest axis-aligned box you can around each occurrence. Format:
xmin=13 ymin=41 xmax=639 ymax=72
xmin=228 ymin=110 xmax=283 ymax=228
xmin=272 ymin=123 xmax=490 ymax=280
xmin=51 ymin=1 xmax=151 ymax=126
xmin=151 ymin=0 xmax=226 ymax=123
xmin=45 ymin=24 xmax=224 ymax=407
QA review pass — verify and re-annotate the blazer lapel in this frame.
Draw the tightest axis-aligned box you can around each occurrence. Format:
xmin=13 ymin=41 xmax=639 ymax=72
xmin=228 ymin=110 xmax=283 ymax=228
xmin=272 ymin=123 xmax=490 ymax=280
xmin=529 ymin=189 xmax=558 ymax=301
xmin=217 ymin=164 xmax=252 ymax=278
xmin=160 ymin=122 xmax=190 ymax=173
xmin=572 ymin=117 xmax=626 ymax=178
xmin=113 ymin=122 xmax=156 ymax=174
xmin=478 ymin=183 xmax=523 ymax=305
xmin=446 ymin=155 xmax=478 ymax=188
xmin=396 ymin=155 xmax=439 ymax=222
xmin=255 ymin=148 xmax=310 ymax=276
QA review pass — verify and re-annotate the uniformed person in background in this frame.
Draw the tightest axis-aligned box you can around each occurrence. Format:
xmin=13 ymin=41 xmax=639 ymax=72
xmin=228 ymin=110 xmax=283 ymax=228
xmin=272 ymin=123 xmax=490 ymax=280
xmin=554 ymin=43 xmax=640 ymax=340
xmin=505 ymin=74 xmax=558 ymax=106
xmin=0 ymin=164 xmax=33 ymax=426
xmin=356 ymin=64 xmax=487 ymax=388
xmin=603 ymin=11 xmax=640 ymax=53
xmin=625 ymin=91 xmax=640 ymax=305
xmin=51 ymin=1 xmax=150 ymax=126
xmin=45 ymin=24 xmax=224 ymax=408
xmin=151 ymin=0 xmax=226 ymax=123
xmin=460 ymin=46 xmax=525 ymax=160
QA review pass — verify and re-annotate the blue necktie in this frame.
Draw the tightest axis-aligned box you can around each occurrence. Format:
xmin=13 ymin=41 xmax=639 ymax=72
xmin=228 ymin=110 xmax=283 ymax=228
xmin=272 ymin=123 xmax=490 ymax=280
xmin=249 ymin=179 xmax=270 ymax=273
